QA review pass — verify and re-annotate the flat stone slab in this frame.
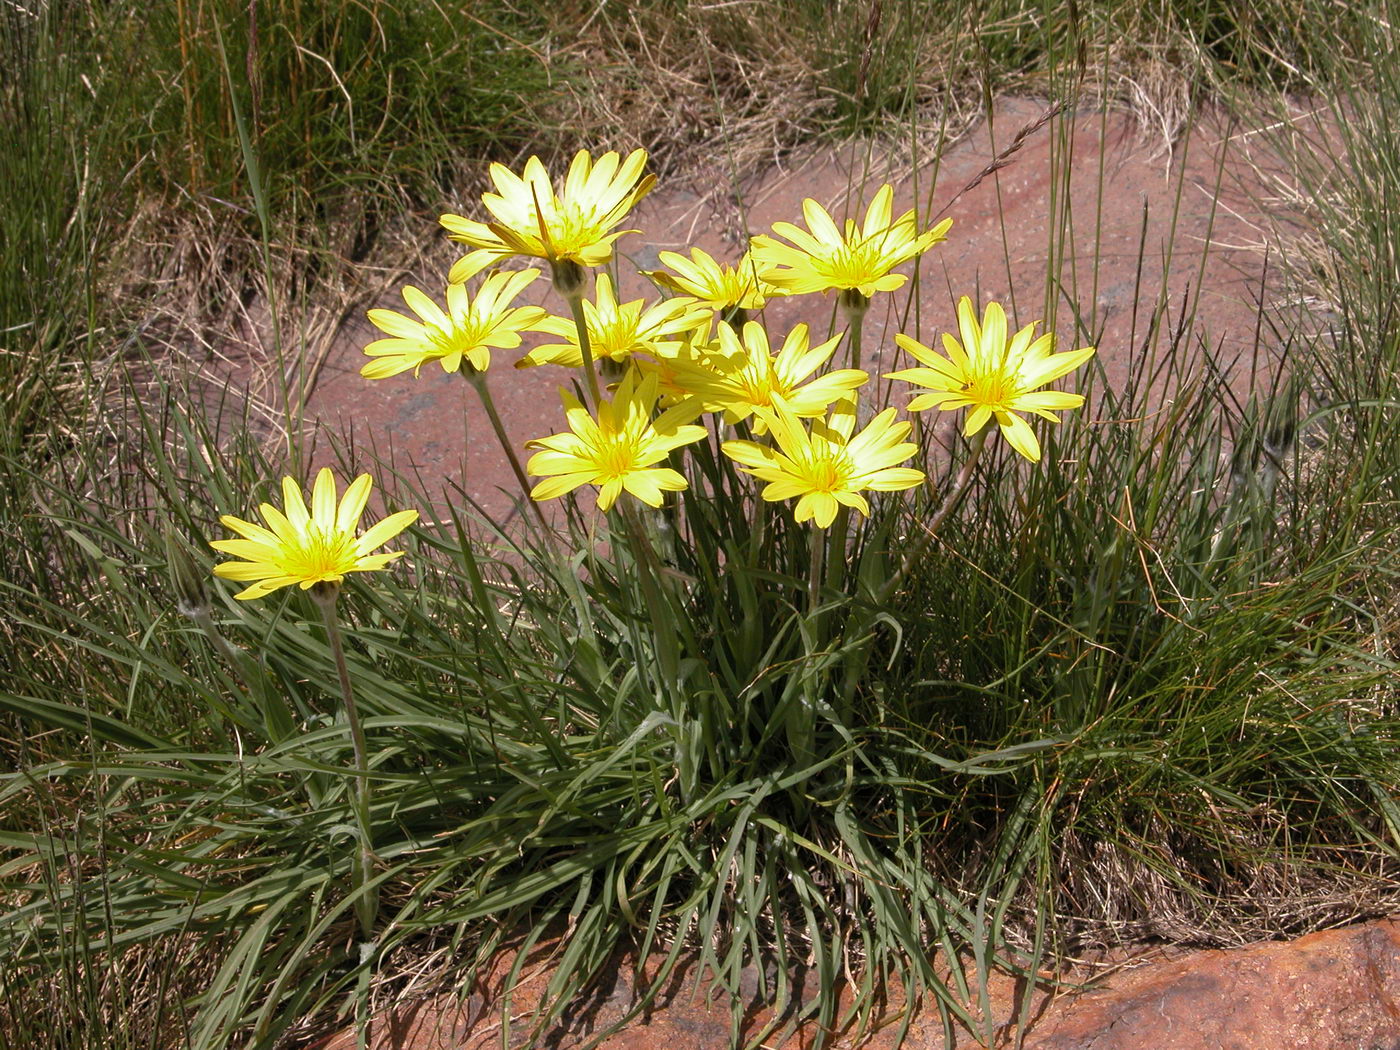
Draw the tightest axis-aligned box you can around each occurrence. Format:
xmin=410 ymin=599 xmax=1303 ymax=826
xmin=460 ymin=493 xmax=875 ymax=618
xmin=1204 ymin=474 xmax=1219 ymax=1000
xmin=1008 ymin=919 xmax=1400 ymax=1050
xmin=313 ymin=917 xmax=1400 ymax=1049
xmin=291 ymin=98 xmax=1289 ymax=524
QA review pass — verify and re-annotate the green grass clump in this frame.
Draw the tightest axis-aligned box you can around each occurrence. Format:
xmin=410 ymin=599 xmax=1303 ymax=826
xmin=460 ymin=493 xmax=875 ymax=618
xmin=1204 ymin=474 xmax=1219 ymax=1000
xmin=6 ymin=274 xmax=1400 ymax=1048
xmin=0 ymin=4 xmax=110 ymax=466
xmin=101 ymin=0 xmax=554 ymax=217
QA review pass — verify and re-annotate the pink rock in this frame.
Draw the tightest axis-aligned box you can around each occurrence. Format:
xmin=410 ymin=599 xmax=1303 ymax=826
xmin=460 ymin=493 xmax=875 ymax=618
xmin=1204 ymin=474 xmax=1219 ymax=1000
xmin=1015 ymin=920 xmax=1400 ymax=1050
xmin=315 ymin=919 xmax=1400 ymax=1050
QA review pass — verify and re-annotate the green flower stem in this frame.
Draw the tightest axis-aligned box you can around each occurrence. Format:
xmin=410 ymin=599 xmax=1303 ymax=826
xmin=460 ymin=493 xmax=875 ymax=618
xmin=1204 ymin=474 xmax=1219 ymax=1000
xmin=616 ymin=499 xmax=696 ymax=791
xmin=618 ymin=500 xmax=681 ymax=695
xmin=311 ymin=584 xmax=377 ymax=942
xmin=840 ymin=291 xmax=869 ymax=372
xmin=824 ymin=507 xmax=851 ymax=596
xmin=807 ymin=523 xmax=826 ymax=615
xmin=748 ymin=496 xmax=769 ymax=567
xmin=463 ymin=369 xmax=551 ymax=533
xmin=790 ymin=525 xmax=826 ymax=791
xmin=822 ymin=296 xmax=868 ymax=592
xmin=831 ymin=429 xmax=990 ymax=716
xmin=883 ymin=427 xmax=989 ymax=601
xmin=564 ymin=290 xmax=605 ymax=410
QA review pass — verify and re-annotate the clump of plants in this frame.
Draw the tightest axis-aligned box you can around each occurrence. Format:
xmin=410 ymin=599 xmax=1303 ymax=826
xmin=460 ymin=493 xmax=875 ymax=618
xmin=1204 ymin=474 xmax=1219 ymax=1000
xmin=197 ymin=147 xmax=1096 ymax=1046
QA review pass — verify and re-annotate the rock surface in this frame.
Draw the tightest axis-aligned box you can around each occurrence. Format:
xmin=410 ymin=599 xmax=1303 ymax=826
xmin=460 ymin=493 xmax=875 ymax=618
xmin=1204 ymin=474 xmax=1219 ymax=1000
xmin=291 ymin=97 xmax=1294 ymax=524
xmin=314 ymin=918 xmax=1400 ymax=1049
xmin=1012 ymin=920 xmax=1400 ymax=1050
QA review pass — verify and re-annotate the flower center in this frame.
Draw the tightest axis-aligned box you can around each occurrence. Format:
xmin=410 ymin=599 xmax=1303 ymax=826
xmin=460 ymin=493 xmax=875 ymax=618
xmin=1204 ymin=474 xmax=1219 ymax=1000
xmin=286 ymin=526 xmax=358 ymax=580
xmin=718 ymin=270 xmax=760 ymax=309
xmin=594 ymin=315 xmax=641 ymax=361
xmin=594 ymin=432 xmax=643 ymax=481
xmin=965 ymin=371 xmax=1017 ymax=409
xmin=429 ymin=318 xmax=482 ymax=360
xmin=804 ymin=452 xmax=849 ymax=494
xmin=822 ymin=242 xmax=886 ymax=288
xmin=541 ymin=200 xmax=603 ymax=255
xmin=738 ymin=362 xmax=785 ymax=406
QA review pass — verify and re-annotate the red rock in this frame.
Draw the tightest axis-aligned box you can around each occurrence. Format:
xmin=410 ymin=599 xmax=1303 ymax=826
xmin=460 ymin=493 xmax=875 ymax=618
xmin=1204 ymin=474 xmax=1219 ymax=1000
xmin=315 ymin=919 xmax=1400 ymax=1050
xmin=287 ymin=97 xmax=1284 ymax=525
xmin=1015 ymin=920 xmax=1400 ymax=1050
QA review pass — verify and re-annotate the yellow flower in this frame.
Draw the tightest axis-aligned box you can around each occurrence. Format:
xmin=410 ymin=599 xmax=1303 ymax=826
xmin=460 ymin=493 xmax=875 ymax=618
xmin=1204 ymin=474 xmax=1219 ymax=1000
xmin=647 ymin=247 xmax=778 ymax=312
xmin=886 ymin=297 xmax=1096 ymax=463
xmin=663 ymin=320 xmax=867 ymax=430
xmin=360 ymin=269 xmax=547 ymax=379
xmin=517 ymin=273 xmax=710 ymax=369
xmin=525 ymin=370 xmax=706 ymax=511
xmin=211 ymin=469 xmax=418 ymax=600
xmin=748 ymin=184 xmax=951 ymax=298
xmin=722 ymin=397 xmax=925 ymax=528
xmin=630 ymin=323 xmax=722 ymax=405
xmin=440 ymin=149 xmax=656 ymax=283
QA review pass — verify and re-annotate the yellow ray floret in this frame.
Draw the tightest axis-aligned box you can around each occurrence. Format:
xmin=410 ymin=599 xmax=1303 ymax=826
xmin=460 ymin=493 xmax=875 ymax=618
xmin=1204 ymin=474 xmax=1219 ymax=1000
xmin=517 ymin=273 xmax=710 ymax=369
xmin=440 ymin=149 xmax=656 ymax=283
xmin=631 ymin=323 xmax=723 ymax=406
xmin=749 ymin=184 xmax=951 ymax=298
xmin=525 ymin=370 xmax=707 ymax=512
xmin=211 ymin=469 xmax=418 ymax=600
xmin=662 ymin=320 xmax=867 ymax=430
xmin=886 ymin=297 xmax=1096 ymax=463
xmin=722 ymin=396 xmax=925 ymax=528
xmin=361 ymin=269 xmax=547 ymax=379
xmin=647 ymin=247 xmax=779 ymax=312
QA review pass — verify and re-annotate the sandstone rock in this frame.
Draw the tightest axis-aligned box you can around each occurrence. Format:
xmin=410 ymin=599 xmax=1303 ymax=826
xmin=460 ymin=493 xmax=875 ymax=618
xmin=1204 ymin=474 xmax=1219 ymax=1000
xmin=1014 ymin=919 xmax=1400 ymax=1050
xmin=295 ymin=97 xmax=1281 ymax=525
xmin=315 ymin=918 xmax=1400 ymax=1050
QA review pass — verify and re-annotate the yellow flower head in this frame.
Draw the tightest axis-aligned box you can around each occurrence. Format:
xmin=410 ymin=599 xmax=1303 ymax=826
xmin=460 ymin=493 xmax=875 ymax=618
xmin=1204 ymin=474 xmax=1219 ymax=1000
xmin=516 ymin=273 xmax=710 ymax=369
xmin=361 ymin=270 xmax=547 ymax=379
xmin=440 ymin=149 xmax=656 ymax=283
xmin=722 ymin=396 xmax=925 ymax=528
xmin=211 ymin=469 xmax=418 ymax=600
xmin=886 ymin=297 xmax=1096 ymax=463
xmin=630 ymin=323 xmax=722 ymax=406
xmin=748 ymin=184 xmax=951 ymax=298
xmin=664 ymin=320 xmax=867 ymax=430
xmin=525 ymin=370 xmax=707 ymax=511
xmin=647 ymin=247 xmax=778 ymax=313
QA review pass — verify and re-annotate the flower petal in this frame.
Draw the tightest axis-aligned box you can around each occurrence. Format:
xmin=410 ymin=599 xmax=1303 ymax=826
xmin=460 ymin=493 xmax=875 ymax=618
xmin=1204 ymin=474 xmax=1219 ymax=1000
xmin=336 ymin=474 xmax=374 ymax=533
xmin=354 ymin=508 xmax=419 ymax=555
xmin=998 ymin=411 xmax=1042 ymax=462
xmin=311 ymin=468 xmax=337 ymax=530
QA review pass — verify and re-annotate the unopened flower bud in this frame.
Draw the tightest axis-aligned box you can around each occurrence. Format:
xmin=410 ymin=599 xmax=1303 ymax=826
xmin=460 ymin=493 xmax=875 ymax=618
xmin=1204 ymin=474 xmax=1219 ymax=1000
xmin=550 ymin=258 xmax=588 ymax=299
xmin=164 ymin=529 xmax=210 ymax=619
xmin=838 ymin=287 xmax=871 ymax=318
xmin=1263 ymin=376 xmax=1300 ymax=462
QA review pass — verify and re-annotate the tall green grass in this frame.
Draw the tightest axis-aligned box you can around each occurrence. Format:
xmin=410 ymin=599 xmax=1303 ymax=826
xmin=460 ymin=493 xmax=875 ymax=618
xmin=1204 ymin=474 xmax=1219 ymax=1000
xmin=0 ymin=3 xmax=107 ymax=468
xmin=4 ymin=2 xmax=1400 ymax=1049
xmin=95 ymin=0 xmax=555 ymax=220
